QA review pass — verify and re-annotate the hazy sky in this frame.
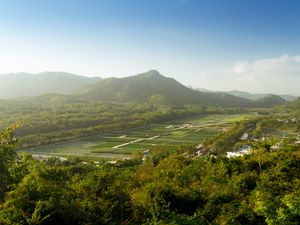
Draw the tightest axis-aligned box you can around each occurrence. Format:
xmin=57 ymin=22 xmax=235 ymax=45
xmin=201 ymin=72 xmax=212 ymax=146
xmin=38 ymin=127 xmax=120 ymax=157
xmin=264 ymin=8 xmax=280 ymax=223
xmin=1 ymin=0 xmax=300 ymax=94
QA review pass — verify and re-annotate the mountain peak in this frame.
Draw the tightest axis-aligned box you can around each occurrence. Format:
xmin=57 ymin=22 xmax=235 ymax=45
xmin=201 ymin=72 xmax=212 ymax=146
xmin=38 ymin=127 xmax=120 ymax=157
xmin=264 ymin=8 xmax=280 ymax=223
xmin=142 ymin=70 xmax=163 ymax=77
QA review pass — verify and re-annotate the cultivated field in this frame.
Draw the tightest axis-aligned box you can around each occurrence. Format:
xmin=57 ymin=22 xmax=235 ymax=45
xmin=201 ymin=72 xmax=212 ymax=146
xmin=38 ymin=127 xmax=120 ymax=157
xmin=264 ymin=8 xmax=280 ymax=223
xmin=24 ymin=114 xmax=249 ymax=160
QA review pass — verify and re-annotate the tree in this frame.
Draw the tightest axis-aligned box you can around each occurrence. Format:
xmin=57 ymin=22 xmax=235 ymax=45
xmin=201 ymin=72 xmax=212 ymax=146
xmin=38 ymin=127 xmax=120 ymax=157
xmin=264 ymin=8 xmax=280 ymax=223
xmin=0 ymin=125 xmax=18 ymax=201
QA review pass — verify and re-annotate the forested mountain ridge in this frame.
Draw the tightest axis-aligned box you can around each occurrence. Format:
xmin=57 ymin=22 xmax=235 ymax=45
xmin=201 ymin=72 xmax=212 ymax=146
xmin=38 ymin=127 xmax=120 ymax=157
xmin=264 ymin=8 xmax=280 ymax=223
xmin=78 ymin=70 xmax=285 ymax=108
xmin=0 ymin=72 xmax=101 ymax=99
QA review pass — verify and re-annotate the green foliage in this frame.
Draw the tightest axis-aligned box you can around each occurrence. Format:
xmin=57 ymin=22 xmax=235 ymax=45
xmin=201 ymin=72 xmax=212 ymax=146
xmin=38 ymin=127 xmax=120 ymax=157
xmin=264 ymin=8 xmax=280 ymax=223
xmin=203 ymin=117 xmax=261 ymax=155
xmin=0 ymin=125 xmax=18 ymax=201
xmin=0 ymin=112 xmax=300 ymax=225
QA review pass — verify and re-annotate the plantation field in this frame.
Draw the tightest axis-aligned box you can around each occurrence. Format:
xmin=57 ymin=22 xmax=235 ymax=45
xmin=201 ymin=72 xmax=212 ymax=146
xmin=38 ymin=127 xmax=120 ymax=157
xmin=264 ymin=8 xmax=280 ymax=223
xmin=23 ymin=114 xmax=249 ymax=160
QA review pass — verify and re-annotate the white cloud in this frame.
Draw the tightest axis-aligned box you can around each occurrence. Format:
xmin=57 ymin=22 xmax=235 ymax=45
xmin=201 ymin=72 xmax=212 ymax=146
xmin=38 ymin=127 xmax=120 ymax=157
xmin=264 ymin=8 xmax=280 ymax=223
xmin=233 ymin=54 xmax=300 ymax=77
xmin=230 ymin=54 xmax=300 ymax=95
xmin=233 ymin=61 xmax=249 ymax=74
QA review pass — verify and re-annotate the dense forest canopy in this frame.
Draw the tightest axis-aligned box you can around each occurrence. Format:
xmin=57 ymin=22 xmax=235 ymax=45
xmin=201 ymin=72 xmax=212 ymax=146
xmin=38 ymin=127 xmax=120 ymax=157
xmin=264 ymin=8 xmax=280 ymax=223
xmin=0 ymin=122 xmax=300 ymax=224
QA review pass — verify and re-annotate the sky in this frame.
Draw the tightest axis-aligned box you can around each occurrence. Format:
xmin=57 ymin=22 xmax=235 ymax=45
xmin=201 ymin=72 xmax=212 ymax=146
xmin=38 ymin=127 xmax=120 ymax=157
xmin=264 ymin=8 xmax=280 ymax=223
xmin=0 ymin=0 xmax=300 ymax=95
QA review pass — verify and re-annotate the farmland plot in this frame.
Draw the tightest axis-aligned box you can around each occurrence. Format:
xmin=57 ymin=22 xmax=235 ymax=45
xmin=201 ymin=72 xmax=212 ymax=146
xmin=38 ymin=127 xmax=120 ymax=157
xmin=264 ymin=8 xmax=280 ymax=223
xmin=23 ymin=114 xmax=248 ymax=160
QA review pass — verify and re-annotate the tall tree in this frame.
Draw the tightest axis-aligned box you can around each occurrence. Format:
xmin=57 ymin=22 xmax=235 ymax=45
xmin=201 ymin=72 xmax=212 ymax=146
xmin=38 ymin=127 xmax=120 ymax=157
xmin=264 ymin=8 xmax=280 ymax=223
xmin=0 ymin=125 xmax=18 ymax=201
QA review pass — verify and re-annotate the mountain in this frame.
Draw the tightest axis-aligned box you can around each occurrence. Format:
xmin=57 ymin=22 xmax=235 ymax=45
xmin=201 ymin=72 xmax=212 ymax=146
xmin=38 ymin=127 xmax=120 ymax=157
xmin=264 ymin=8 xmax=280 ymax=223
xmin=0 ymin=70 xmax=287 ymax=108
xmin=279 ymin=94 xmax=298 ymax=102
xmin=0 ymin=72 xmax=101 ymax=99
xmin=253 ymin=94 xmax=286 ymax=108
xmin=78 ymin=70 xmax=283 ymax=108
xmin=189 ymin=87 xmax=213 ymax=92
xmin=286 ymin=97 xmax=300 ymax=109
xmin=227 ymin=90 xmax=297 ymax=102
xmin=227 ymin=90 xmax=266 ymax=100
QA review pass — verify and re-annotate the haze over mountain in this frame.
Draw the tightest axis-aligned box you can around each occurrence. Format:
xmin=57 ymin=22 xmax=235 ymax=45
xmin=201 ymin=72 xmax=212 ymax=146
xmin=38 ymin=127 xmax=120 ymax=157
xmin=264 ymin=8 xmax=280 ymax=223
xmin=0 ymin=70 xmax=287 ymax=108
xmin=190 ymin=87 xmax=297 ymax=102
xmin=227 ymin=90 xmax=297 ymax=102
xmin=0 ymin=72 xmax=101 ymax=99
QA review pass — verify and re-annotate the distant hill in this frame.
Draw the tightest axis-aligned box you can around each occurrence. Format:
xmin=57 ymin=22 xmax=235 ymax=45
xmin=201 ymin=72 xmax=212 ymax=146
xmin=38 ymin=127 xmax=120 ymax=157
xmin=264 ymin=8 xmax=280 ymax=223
xmin=190 ymin=88 xmax=296 ymax=102
xmin=0 ymin=72 xmax=101 ymax=99
xmin=78 ymin=70 xmax=284 ymax=108
xmin=279 ymin=94 xmax=298 ymax=102
xmin=227 ymin=90 xmax=297 ymax=102
xmin=252 ymin=94 xmax=286 ymax=108
xmin=286 ymin=97 xmax=300 ymax=109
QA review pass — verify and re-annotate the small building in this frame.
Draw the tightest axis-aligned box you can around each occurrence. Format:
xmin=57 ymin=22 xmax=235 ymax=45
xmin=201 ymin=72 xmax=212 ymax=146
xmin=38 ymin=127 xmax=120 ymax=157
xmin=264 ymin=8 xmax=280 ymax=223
xmin=240 ymin=133 xmax=249 ymax=141
xmin=196 ymin=144 xmax=203 ymax=150
xmin=196 ymin=149 xmax=205 ymax=156
xmin=226 ymin=145 xmax=251 ymax=158
xmin=142 ymin=149 xmax=151 ymax=161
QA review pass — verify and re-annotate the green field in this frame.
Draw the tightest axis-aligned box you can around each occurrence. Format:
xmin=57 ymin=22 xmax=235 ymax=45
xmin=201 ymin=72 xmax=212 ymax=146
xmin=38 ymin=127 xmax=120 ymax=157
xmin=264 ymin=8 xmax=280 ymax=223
xmin=23 ymin=114 xmax=249 ymax=160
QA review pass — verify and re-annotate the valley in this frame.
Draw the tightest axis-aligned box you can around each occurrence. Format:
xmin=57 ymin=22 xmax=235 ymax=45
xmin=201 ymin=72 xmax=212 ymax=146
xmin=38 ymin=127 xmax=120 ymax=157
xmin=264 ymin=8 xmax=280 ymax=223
xmin=2 ymin=1 xmax=300 ymax=224
xmin=1 ymin=70 xmax=300 ymax=224
xmin=24 ymin=114 xmax=248 ymax=160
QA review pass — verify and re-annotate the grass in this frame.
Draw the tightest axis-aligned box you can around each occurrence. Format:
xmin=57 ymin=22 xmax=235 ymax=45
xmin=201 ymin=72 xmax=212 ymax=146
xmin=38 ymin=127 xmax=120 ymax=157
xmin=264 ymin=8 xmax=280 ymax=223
xmin=23 ymin=114 xmax=249 ymax=160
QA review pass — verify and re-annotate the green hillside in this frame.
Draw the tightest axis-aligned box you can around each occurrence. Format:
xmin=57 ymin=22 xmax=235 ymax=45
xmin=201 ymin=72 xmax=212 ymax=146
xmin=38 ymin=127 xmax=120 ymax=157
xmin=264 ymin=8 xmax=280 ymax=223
xmin=79 ymin=70 xmax=284 ymax=108
xmin=253 ymin=94 xmax=286 ymax=108
xmin=286 ymin=97 xmax=300 ymax=109
xmin=78 ymin=70 xmax=250 ymax=106
xmin=0 ymin=72 xmax=101 ymax=99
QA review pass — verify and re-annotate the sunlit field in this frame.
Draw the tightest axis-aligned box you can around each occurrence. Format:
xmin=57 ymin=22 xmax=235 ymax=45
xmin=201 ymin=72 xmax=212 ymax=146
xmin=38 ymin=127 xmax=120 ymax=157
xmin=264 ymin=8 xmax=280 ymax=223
xmin=24 ymin=114 xmax=249 ymax=160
